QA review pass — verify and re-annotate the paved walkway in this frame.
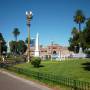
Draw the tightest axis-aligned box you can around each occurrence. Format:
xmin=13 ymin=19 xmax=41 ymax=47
xmin=0 ymin=70 xmax=52 ymax=90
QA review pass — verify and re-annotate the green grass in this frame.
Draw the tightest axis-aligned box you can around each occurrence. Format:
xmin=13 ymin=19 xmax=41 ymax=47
xmin=15 ymin=59 xmax=90 ymax=82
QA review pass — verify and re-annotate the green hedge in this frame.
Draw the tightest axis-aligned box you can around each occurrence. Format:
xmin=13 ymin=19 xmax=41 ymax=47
xmin=31 ymin=57 xmax=41 ymax=67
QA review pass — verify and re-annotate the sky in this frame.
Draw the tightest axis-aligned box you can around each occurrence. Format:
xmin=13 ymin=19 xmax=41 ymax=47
xmin=0 ymin=0 xmax=90 ymax=46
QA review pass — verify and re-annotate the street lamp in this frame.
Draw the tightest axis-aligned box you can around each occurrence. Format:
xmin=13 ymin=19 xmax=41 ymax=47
xmin=26 ymin=11 xmax=33 ymax=63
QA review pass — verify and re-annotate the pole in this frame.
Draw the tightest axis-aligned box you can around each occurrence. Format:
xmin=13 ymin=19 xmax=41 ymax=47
xmin=27 ymin=24 xmax=30 ymax=62
xmin=26 ymin=11 xmax=32 ymax=63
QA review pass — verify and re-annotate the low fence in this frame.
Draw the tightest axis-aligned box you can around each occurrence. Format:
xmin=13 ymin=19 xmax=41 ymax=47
xmin=4 ymin=66 xmax=90 ymax=90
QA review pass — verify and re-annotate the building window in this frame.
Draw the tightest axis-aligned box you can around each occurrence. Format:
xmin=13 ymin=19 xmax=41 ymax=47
xmin=53 ymin=51 xmax=56 ymax=55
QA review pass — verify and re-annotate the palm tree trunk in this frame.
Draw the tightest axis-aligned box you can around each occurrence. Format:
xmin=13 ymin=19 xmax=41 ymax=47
xmin=16 ymin=36 xmax=17 ymax=42
xmin=79 ymin=23 xmax=81 ymax=32
xmin=15 ymin=36 xmax=17 ymax=55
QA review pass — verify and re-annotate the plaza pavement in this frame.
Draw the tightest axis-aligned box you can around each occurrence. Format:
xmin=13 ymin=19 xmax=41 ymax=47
xmin=0 ymin=70 xmax=52 ymax=90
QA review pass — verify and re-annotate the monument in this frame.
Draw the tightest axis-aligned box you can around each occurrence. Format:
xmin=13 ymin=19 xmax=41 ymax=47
xmin=73 ymin=47 xmax=86 ymax=58
xmin=35 ymin=33 xmax=40 ymax=57
xmin=7 ymin=41 xmax=10 ymax=53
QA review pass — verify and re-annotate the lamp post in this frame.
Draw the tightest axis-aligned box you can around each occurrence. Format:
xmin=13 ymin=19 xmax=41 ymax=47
xmin=26 ymin=11 xmax=33 ymax=63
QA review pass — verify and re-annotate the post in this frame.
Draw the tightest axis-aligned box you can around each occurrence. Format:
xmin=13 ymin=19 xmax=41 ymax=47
xmin=27 ymin=23 xmax=30 ymax=62
xmin=26 ymin=11 xmax=33 ymax=63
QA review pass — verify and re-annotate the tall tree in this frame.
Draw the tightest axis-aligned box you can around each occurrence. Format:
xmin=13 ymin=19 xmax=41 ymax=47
xmin=83 ymin=18 xmax=90 ymax=49
xmin=12 ymin=28 xmax=20 ymax=41
xmin=0 ymin=33 xmax=7 ymax=55
xmin=71 ymin=27 xmax=79 ymax=37
xmin=68 ymin=27 xmax=79 ymax=53
xmin=74 ymin=10 xmax=85 ymax=32
xmin=9 ymin=40 xmax=27 ymax=55
xmin=18 ymin=40 xmax=27 ymax=55
xmin=9 ymin=41 xmax=16 ymax=54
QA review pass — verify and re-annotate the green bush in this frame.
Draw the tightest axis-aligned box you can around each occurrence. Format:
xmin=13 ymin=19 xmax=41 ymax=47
xmin=31 ymin=57 xmax=41 ymax=67
xmin=14 ymin=57 xmax=24 ymax=63
xmin=85 ymin=50 xmax=90 ymax=54
xmin=6 ymin=56 xmax=26 ymax=64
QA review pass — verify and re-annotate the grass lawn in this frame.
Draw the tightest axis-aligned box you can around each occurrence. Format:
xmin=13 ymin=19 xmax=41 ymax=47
xmin=15 ymin=58 xmax=90 ymax=82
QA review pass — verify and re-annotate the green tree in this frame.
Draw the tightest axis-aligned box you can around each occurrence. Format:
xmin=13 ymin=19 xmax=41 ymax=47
xmin=74 ymin=10 xmax=85 ymax=32
xmin=68 ymin=27 xmax=79 ymax=53
xmin=73 ymin=10 xmax=86 ymax=52
xmin=71 ymin=27 xmax=79 ymax=37
xmin=69 ymin=10 xmax=90 ymax=53
xmin=0 ymin=33 xmax=7 ymax=55
xmin=18 ymin=40 xmax=27 ymax=55
xmin=9 ymin=40 xmax=27 ymax=55
xmin=9 ymin=41 xmax=16 ymax=54
xmin=12 ymin=28 xmax=20 ymax=41
xmin=83 ymin=18 xmax=90 ymax=49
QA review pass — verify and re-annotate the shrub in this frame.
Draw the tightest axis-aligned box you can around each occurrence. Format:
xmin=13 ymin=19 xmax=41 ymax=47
xmin=31 ymin=57 xmax=41 ymax=67
xmin=14 ymin=57 xmax=24 ymax=63
xmin=6 ymin=56 xmax=26 ymax=64
xmin=85 ymin=50 xmax=90 ymax=54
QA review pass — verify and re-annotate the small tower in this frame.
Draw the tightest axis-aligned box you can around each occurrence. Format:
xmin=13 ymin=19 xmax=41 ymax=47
xmin=35 ymin=33 xmax=40 ymax=57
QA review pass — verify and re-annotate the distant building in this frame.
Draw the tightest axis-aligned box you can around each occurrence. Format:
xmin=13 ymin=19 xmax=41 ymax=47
xmin=25 ymin=44 xmax=71 ymax=60
xmin=25 ymin=33 xmax=72 ymax=60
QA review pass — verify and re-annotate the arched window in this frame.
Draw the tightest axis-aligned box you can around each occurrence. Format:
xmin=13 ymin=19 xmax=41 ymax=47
xmin=53 ymin=51 xmax=56 ymax=55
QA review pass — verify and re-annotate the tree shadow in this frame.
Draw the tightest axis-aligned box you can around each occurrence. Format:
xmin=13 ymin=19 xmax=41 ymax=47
xmin=39 ymin=65 xmax=44 ymax=67
xmin=82 ymin=62 xmax=90 ymax=71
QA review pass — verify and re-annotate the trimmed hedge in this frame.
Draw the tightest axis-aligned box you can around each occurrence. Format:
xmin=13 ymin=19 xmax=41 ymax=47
xmin=31 ymin=57 xmax=41 ymax=67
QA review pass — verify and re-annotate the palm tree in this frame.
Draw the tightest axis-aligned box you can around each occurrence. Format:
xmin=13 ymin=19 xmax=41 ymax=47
xmin=12 ymin=28 xmax=20 ymax=55
xmin=12 ymin=28 xmax=20 ymax=41
xmin=74 ymin=10 xmax=86 ymax=32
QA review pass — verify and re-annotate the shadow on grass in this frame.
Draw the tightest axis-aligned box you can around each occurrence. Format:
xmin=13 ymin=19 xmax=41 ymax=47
xmin=39 ymin=65 xmax=44 ymax=67
xmin=82 ymin=62 xmax=90 ymax=71
xmin=33 ymin=65 xmax=44 ymax=68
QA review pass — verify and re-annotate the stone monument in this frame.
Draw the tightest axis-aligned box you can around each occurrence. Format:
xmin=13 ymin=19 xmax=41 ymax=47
xmin=7 ymin=41 xmax=10 ymax=53
xmin=35 ymin=33 xmax=40 ymax=57
xmin=73 ymin=47 xmax=86 ymax=58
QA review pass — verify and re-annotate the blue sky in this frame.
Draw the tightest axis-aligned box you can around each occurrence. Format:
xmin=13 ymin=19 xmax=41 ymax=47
xmin=0 ymin=0 xmax=90 ymax=46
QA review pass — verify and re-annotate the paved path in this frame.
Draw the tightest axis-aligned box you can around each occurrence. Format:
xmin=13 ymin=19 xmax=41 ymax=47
xmin=0 ymin=70 xmax=52 ymax=90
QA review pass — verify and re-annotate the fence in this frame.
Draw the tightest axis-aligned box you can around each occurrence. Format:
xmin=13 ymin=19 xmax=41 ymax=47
xmin=4 ymin=66 xmax=90 ymax=90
